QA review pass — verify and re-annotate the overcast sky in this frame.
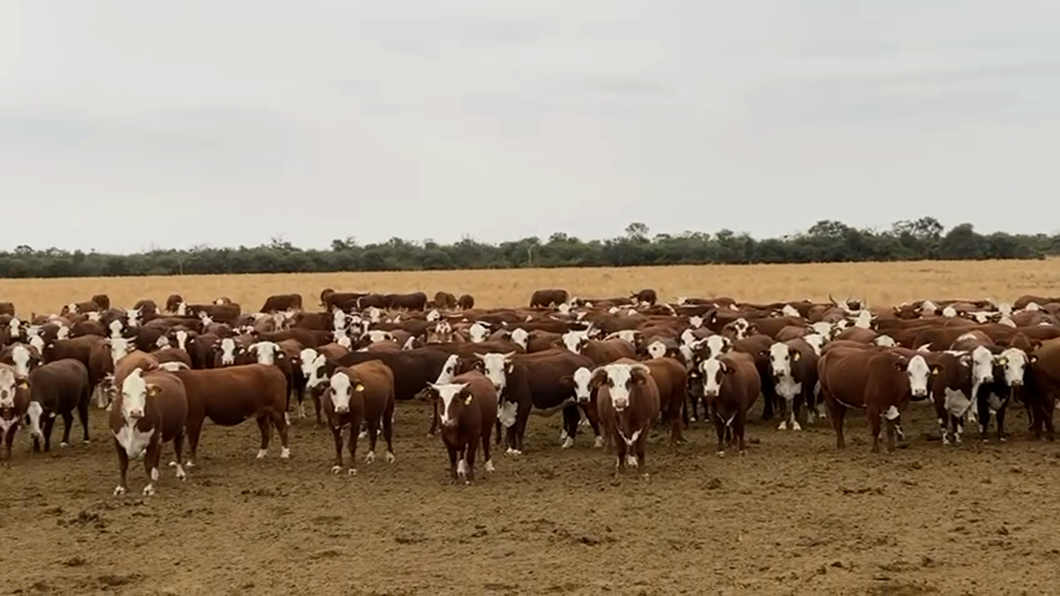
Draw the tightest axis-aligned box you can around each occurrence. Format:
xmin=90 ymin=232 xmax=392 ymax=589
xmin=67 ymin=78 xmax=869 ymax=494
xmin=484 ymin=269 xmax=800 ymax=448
xmin=4 ymin=1 xmax=1059 ymax=253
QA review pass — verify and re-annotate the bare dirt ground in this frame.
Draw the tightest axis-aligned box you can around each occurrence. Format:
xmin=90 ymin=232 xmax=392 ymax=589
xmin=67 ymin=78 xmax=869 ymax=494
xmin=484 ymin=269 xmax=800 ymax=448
xmin=3 ymin=397 xmax=1059 ymax=596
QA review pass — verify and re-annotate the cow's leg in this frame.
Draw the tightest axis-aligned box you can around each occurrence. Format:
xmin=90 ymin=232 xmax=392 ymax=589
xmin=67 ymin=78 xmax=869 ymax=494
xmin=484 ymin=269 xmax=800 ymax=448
xmin=826 ymin=397 xmax=846 ymax=449
xmin=113 ymin=439 xmax=130 ymax=496
xmin=429 ymin=397 xmax=439 ymax=437
xmin=347 ymin=413 xmax=363 ymax=475
xmin=382 ymin=402 xmax=396 ymax=463
xmin=364 ymin=414 xmax=380 ymax=464
xmin=172 ymin=430 xmax=187 ymax=481
xmin=669 ymin=389 xmax=687 ymax=443
xmin=42 ymin=415 xmax=55 ymax=452
xmin=59 ymin=411 xmax=74 ymax=447
xmin=997 ymin=400 xmax=1009 ymax=442
xmin=1 ymin=428 xmax=14 ymax=460
xmin=330 ymin=425 xmax=344 ymax=473
xmin=255 ymin=416 xmax=271 ymax=459
xmin=560 ymin=406 xmax=578 ymax=449
xmin=614 ymin=433 xmax=628 ymax=476
xmin=777 ymin=396 xmax=790 ymax=430
xmin=736 ymin=409 xmax=748 ymax=455
xmin=482 ymin=424 xmax=494 ymax=474
xmin=273 ymin=410 xmax=290 ymax=459
xmin=581 ymin=403 xmax=604 ymax=448
xmin=313 ymin=392 xmax=324 ymax=427
xmin=142 ymin=440 xmax=160 ymax=496
xmin=465 ymin=437 xmax=478 ymax=484
xmin=713 ymin=413 xmax=727 ymax=456
xmin=868 ymin=407 xmax=883 ymax=453
xmin=454 ymin=446 xmax=468 ymax=483
xmin=184 ymin=418 xmax=204 ymax=467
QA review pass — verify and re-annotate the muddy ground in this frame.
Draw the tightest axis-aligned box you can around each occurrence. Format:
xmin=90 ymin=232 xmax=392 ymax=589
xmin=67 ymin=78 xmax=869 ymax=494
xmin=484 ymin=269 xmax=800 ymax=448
xmin=2 ymin=398 xmax=1059 ymax=596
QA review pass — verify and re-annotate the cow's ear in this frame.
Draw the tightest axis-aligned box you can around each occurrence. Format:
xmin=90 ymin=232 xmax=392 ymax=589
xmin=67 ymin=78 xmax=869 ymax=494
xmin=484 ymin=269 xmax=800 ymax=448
xmin=147 ymin=384 xmax=162 ymax=397
xmin=17 ymin=379 xmax=29 ymax=390
xmin=931 ymin=365 xmax=941 ymax=375
xmin=558 ymin=375 xmax=573 ymax=389
xmin=893 ymin=358 xmax=908 ymax=371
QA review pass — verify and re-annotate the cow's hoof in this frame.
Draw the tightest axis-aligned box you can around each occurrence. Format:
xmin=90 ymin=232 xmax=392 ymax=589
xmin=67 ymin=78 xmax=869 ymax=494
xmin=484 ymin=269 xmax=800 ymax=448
xmin=365 ymin=451 xmax=376 ymax=465
xmin=331 ymin=465 xmax=342 ymax=474
xmin=142 ymin=484 xmax=156 ymax=497
xmin=385 ymin=452 xmax=396 ymax=464
xmin=113 ymin=486 xmax=127 ymax=497
xmin=348 ymin=468 xmax=357 ymax=476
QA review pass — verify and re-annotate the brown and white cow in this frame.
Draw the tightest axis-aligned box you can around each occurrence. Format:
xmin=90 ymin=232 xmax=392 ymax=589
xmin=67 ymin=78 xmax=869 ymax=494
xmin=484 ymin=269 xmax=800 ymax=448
xmin=765 ymin=338 xmax=820 ymax=431
xmin=590 ymin=359 xmax=660 ymax=476
xmin=109 ymin=367 xmax=189 ymax=496
xmin=25 ymin=359 xmax=92 ymax=452
xmin=699 ymin=351 xmax=761 ymax=456
xmin=0 ymin=363 xmax=30 ymax=460
xmin=323 ymin=360 xmax=396 ymax=475
xmin=426 ymin=370 xmax=498 ymax=484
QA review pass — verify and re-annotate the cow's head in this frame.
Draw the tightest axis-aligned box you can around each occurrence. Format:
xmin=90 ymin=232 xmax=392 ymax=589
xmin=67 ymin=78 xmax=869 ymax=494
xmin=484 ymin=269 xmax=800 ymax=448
xmin=509 ymin=328 xmax=529 ymax=350
xmin=435 ymin=354 xmax=461 ymax=385
xmin=119 ymin=367 xmax=159 ymax=422
xmin=474 ymin=352 xmax=515 ymax=393
xmin=327 ymin=369 xmax=363 ymax=415
xmin=467 ymin=322 xmax=491 ymax=343
xmin=426 ymin=382 xmax=472 ymax=428
xmin=170 ymin=329 xmax=195 ymax=352
xmin=996 ymin=347 xmax=1034 ymax=387
xmin=247 ymin=341 xmax=283 ymax=365
xmin=8 ymin=344 xmax=41 ymax=377
xmin=588 ymin=362 xmax=651 ymax=411
xmin=969 ymin=345 xmax=996 ymax=385
xmin=216 ymin=337 xmax=242 ymax=366
xmin=105 ymin=336 xmax=136 ymax=364
xmin=699 ymin=356 xmax=734 ymax=398
xmin=0 ymin=366 xmax=27 ymax=409
xmin=767 ymin=342 xmax=800 ymax=380
xmin=895 ymin=353 xmax=936 ymax=398
xmin=560 ymin=330 xmax=589 ymax=354
xmin=561 ymin=366 xmax=594 ymax=404
xmin=299 ymin=348 xmax=328 ymax=390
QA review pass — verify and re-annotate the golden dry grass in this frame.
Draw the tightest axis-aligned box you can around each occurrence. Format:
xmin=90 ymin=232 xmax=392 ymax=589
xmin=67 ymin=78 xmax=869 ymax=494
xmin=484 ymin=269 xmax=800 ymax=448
xmin=1 ymin=259 xmax=1059 ymax=314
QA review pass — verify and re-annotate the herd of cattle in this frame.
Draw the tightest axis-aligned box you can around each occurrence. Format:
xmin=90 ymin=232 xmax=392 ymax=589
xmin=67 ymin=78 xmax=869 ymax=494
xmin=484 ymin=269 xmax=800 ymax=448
xmin=2 ymin=287 xmax=1060 ymax=495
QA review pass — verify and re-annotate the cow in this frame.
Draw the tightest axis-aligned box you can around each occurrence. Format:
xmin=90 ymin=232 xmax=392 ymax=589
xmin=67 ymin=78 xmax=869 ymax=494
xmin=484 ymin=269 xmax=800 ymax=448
xmin=0 ymin=302 xmax=14 ymax=317
xmin=765 ymin=338 xmax=820 ymax=431
xmin=530 ymin=288 xmax=570 ymax=308
xmin=975 ymin=346 xmax=1034 ymax=442
xmin=0 ymin=343 xmax=42 ymax=378
xmin=640 ymin=356 xmax=689 ymax=444
xmin=631 ymin=289 xmax=658 ymax=306
xmin=323 ymin=360 xmax=396 ymax=475
xmin=320 ymin=289 xmax=369 ymax=312
xmin=259 ymin=293 xmax=303 ymax=313
xmin=426 ymin=370 xmax=498 ymax=484
xmin=457 ymin=294 xmax=475 ymax=310
xmin=0 ymin=363 xmax=30 ymax=460
xmin=109 ymin=368 xmax=189 ymax=496
xmin=467 ymin=349 xmax=597 ymax=454
xmin=296 ymin=344 xmax=349 ymax=424
xmin=1028 ymin=338 xmax=1060 ymax=441
xmin=591 ymin=359 xmax=660 ymax=477
xmin=818 ymin=347 xmax=938 ymax=453
xmin=699 ymin=351 xmax=761 ymax=456
xmin=25 ymin=359 xmax=92 ymax=452
xmin=385 ymin=292 xmax=428 ymax=311
xmin=432 ymin=291 xmax=458 ymax=310
xmin=171 ymin=364 xmax=290 ymax=465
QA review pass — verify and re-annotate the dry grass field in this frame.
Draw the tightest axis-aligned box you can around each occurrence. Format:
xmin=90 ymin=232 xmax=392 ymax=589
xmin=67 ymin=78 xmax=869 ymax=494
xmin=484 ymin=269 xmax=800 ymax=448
xmin=2 ymin=260 xmax=1060 ymax=596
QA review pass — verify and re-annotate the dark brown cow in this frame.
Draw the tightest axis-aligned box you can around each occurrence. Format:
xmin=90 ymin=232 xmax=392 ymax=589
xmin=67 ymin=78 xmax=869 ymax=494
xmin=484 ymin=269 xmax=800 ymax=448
xmin=1027 ymin=338 xmax=1060 ymax=441
xmin=90 ymin=294 xmax=111 ymax=311
xmin=591 ymin=359 xmax=660 ymax=476
xmin=699 ymin=351 xmax=761 ymax=456
xmin=631 ymin=288 xmax=658 ymax=306
xmin=0 ymin=363 xmax=30 ymax=459
xmin=171 ymin=364 xmax=290 ymax=465
xmin=0 ymin=302 xmax=14 ymax=317
xmin=322 ymin=360 xmax=396 ymax=474
xmin=432 ymin=291 xmax=458 ymax=310
xmin=818 ymin=346 xmax=938 ymax=453
xmin=109 ymin=368 xmax=189 ymax=496
xmin=426 ymin=370 xmax=498 ymax=484
xmin=530 ymin=288 xmax=570 ymax=308
xmin=320 ymin=289 xmax=369 ymax=312
xmin=259 ymin=293 xmax=303 ymax=313
xmin=165 ymin=294 xmax=184 ymax=313
xmin=388 ymin=292 xmax=428 ymax=311
xmin=457 ymin=294 xmax=475 ymax=310
xmin=765 ymin=338 xmax=820 ymax=431
xmin=25 ymin=359 xmax=91 ymax=452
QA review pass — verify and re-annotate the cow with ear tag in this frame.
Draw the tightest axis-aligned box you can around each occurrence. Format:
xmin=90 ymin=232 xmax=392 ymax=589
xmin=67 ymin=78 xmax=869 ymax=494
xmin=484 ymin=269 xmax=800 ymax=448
xmin=699 ymin=352 xmax=760 ymax=457
xmin=322 ymin=360 xmax=396 ymax=476
xmin=0 ymin=364 xmax=30 ymax=460
xmin=109 ymin=367 xmax=189 ymax=497
xmin=590 ymin=358 xmax=660 ymax=477
xmin=425 ymin=370 xmax=497 ymax=484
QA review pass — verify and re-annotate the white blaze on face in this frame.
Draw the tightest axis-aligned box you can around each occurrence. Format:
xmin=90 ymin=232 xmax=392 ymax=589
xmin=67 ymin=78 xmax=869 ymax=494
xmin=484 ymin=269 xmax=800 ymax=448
xmin=572 ymin=367 xmax=593 ymax=403
xmin=108 ymin=319 xmax=124 ymax=339
xmin=510 ymin=328 xmax=529 ymax=350
xmin=468 ymin=323 xmax=489 ymax=343
xmin=905 ymin=355 xmax=931 ymax=398
xmin=120 ymin=368 xmax=150 ymax=420
xmin=338 ymin=336 xmax=353 ymax=349
xmin=810 ymin=322 xmax=835 ymax=338
xmin=109 ymin=337 xmax=135 ymax=364
xmin=997 ymin=348 xmax=1029 ymax=387
xmin=607 ymin=306 xmax=620 ymax=315
xmin=700 ymin=357 xmax=724 ymax=397
xmin=366 ymin=330 xmax=392 ymax=343
xmin=479 ymin=353 xmax=510 ymax=392
xmin=174 ymin=330 xmax=189 ymax=352
xmin=688 ymin=315 xmax=703 ymax=329
xmin=874 ymin=335 xmax=897 ymax=348
xmin=998 ymin=315 xmax=1016 ymax=328
xmin=331 ymin=309 xmax=347 ymax=331
xmin=367 ymin=307 xmax=382 ymax=323
xmin=66 ymin=303 xmax=78 ymax=314
xmin=561 ymin=331 xmax=588 ymax=354
xmin=921 ymin=300 xmax=938 ymax=316
xmin=646 ymin=340 xmax=667 ymax=359
xmin=680 ymin=329 xmax=697 ymax=346
xmin=250 ymin=342 xmax=279 ymax=365
xmin=612 ymin=330 xmax=638 ymax=343
xmin=942 ymin=306 xmax=958 ymax=318
xmin=87 ymin=311 xmax=101 ymax=322
xmin=10 ymin=345 xmax=32 ymax=377
xmin=7 ymin=317 xmax=20 ymax=339
xmin=998 ymin=302 xmax=1013 ymax=316
xmin=328 ymin=371 xmax=358 ymax=414
xmin=155 ymin=334 xmax=171 ymax=349
xmin=432 ymin=382 xmax=469 ymax=426
xmin=0 ymin=368 xmax=18 ymax=408
xmin=436 ymin=354 xmax=460 ymax=384
xmin=731 ymin=318 xmax=750 ymax=339
xmin=802 ymin=334 xmax=825 ymax=356
xmin=768 ymin=343 xmax=793 ymax=378
xmin=970 ymin=346 xmax=995 ymax=384
xmin=603 ymin=364 xmax=636 ymax=410
xmin=299 ymin=349 xmax=327 ymax=388
xmin=127 ymin=308 xmax=141 ymax=328
xmin=426 ymin=309 xmax=441 ymax=322
xmin=56 ymin=325 xmax=70 ymax=340
xmin=557 ymin=302 xmax=572 ymax=315
xmin=175 ymin=302 xmax=187 ymax=315
xmin=29 ymin=335 xmax=45 ymax=352
xmin=219 ymin=338 xmax=238 ymax=365
xmin=703 ymin=335 xmax=732 ymax=359
xmin=26 ymin=401 xmax=44 ymax=437
xmin=781 ymin=304 xmax=800 ymax=318
xmin=1027 ymin=302 xmax=1041 ymax=311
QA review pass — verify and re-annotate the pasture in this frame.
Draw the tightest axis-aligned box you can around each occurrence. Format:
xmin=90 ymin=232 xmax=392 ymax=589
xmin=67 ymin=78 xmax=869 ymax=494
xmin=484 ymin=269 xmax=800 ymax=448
xmin=2 ymin=260 xmax=1060 ymax=596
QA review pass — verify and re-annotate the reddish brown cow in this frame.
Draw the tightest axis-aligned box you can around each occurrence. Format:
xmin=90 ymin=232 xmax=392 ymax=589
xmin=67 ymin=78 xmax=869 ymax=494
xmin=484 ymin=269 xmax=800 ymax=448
xmin=109 ymin=368 xmax=189 ymax=496
xmin=426 ymin=370 xmax=498 ymax=484
xmin=699 ymin=352 xmax=761 ymax=456
xmin=385 ymin=292 xmax=428 ymax=311
xmin=322 ymin=360 xmax=396 ymax=475
xmin=171 ymin=364 xmax=290 ymax=465
xmin=457 ymin=294 xmax=475 ymax=310
xmin=640 ymin=356 xmax=688 ymax=443
xmin=529 ymin=288 xmax=570 ymax=308
xmin=818 ymin=346 xmax=938 ymax=453
xmin=259 ymin=293 xmax=303 ymax=313
xmin=320 ymin=289 xmax=369 ymax=312
xmin=432 ymin=291 xmax=458 ymax=310
xmin=591 ymin=359 xmax=660 ymax=477
xmin=25 ymin=359 xmax=91 ymax=452
xmin=0 ymin=302 xmax=14 ymax=317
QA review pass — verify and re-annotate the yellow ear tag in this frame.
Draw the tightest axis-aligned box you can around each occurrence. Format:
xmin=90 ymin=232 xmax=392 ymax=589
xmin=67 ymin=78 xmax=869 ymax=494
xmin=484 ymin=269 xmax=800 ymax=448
xmin=18 ymin=380 xmax=29 ymax=390
xmin=464 ymin=396 xmax=473 ymax=406
xmin=354 ymin=383 xmax=365 ymax=392
xmin=792 ymin=352 xmax=801 ymax=361
xmin=932 ymin=366 xmax=940 ymax=375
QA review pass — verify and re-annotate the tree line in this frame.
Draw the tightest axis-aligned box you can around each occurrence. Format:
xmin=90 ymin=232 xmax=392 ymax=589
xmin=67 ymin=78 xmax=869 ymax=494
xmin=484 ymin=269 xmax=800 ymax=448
xmin=0 ymin=217 xmax=1056 ymax=279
